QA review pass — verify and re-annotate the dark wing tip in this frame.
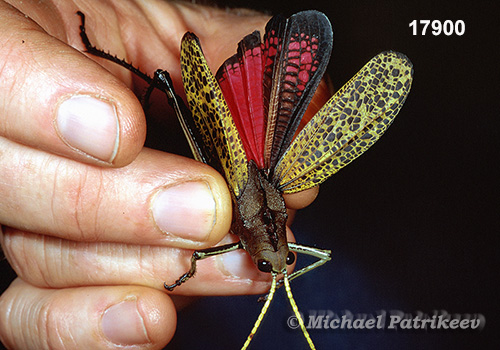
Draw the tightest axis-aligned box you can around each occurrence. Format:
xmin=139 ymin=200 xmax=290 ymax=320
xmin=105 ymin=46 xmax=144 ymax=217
xmin=291 ymin=10 xmax=334 ymax=36
xmin=240 ymin=30 xmax=262 ymax=50
xmin=377 ymin=50 xmax=414 ymax=77
xmin=215 ymin=55 xmax=238 ymax=81
xmin=182 ymin=32 xmax=199 ymax=41
xmin=215 ymin=31 xmax=263 ymax=81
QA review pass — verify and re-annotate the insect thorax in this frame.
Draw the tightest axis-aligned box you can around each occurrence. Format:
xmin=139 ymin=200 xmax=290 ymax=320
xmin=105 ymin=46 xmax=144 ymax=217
xmin=232 ymin=161 xmax=289 ymax=274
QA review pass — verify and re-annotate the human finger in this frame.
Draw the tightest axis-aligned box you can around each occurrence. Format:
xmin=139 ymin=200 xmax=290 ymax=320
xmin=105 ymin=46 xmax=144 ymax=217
xmin=0 ymin=226 xmax=296 ymax=296
xmin=0 ymin=140 xmax=231 ymax=249
xmin=0 ymin=1 xmax=145 ymax=166
xmin=0 ymin=278 xmax=175 ymax=350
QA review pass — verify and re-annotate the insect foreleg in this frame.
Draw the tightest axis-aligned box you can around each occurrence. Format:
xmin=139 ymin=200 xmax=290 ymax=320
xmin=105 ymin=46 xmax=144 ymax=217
xmin=77 ymin=11 xmax=160 ymax=110
xmin=277 ymin=243 xmax=331 ymax=288
xmin=164 ymin=241 xmax=243 ymax=291
xmin=76 ymin=11 xmax=153 ymax=84
xmin=258 ymin=243 xmax=331 ymax=302
xmin=76 ymin=11 xmax=206 ymax=162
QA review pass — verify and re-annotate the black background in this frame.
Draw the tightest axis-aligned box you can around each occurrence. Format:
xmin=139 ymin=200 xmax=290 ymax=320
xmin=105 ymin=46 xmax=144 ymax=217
xmin=168 ymin=0 xmax=498 ymax=349
xmin=1 ymin=0 xmax=498 ymax=349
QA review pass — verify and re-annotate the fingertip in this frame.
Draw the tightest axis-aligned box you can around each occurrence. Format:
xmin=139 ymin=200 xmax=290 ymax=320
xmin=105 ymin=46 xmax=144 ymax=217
xmin=54 ymin=89 xmax=146 ymax=167
xmin=136 ymin=289 xmax=177 ymax=345
xmin=283 ymin=186 xmax=320 ymax=210
xmin=101 ymin=288 xmax=177 ymax=347
xmin=205 ymin=169 xmax=233 ymax=246
xmin=52 ymin=49 xmax=147 ymax=167
xmin=0 ymin=6 xmax=146 ymax=168
xmin=0 ymin=281 xmax=177 ymax=349
xmin=149 ymin=155 xmax=233 ymax=249
xmin=97 ymin=86 xmax=147 ymax=168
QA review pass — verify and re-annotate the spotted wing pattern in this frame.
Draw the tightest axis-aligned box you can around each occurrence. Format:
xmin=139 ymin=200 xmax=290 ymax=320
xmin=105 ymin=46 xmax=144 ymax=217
xmin=180 ymin=33 xmax=248 ymax=197
xmin=274 ymin=51 xmax=414 ymax=193
xmin=264 ymin=11 xmax=333 ymax=171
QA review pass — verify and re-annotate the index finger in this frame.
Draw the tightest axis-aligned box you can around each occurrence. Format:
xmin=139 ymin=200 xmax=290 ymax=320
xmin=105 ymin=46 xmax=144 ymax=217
xmin=0 ymin=2 xmax=145 ymax=166
xmin=0 ymin=142 xmax=232 ymax=248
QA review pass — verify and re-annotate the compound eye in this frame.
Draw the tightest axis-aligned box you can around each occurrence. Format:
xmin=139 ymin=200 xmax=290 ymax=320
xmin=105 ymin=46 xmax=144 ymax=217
xmin=257 ymin=259 xmax=273 ymax=273
xmin=286 ymin=252 xmax=296 ymax=265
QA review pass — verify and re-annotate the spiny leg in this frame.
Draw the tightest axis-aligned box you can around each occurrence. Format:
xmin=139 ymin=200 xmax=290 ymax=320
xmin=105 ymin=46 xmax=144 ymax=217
xmin=164 ymin=241 xmax=242 ymax=291
xmin=76 ymin=11 xmax=206 ymax=161
xmin=76 ymin=11 xmax=152 ymax=83
xmin=76 ymin=12 xmax=187 ymax=109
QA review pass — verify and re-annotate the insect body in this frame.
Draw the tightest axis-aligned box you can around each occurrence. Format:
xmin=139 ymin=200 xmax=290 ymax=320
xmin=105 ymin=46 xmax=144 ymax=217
xmin=77 ymin=10 xmax=413 ymax=349
xmin=168 ymin=11 xmax=413 ymax=348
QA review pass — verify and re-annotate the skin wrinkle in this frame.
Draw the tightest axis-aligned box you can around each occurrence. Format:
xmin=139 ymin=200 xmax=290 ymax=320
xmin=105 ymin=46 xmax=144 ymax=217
xmin=135 ymin=244 xmax=162 ymax=284
xmin=68 ymin=163 xmax=108 ymax=243
xmin=39 ymin=234 xmax=51 ymax=288
xmin=93 ymin=169 xmax=106 ymax=241
xmin=88 ymin=241 xmax=104 ymax=283
xmin=64 ymin=322 xmax=78 ymax=350
xmin=0 ymin=47 xmax=31 ymax=140
xmin=118 ymin=243 xmax=128 ymax=282
xmin=15 ymin=231 xmax=40 ymax=286
xmin=138 ymin=246 xmax=163 ymax=286
xmin=0 ymin=281 xmax=14 ymax=348
xmin=35 ymin=293 xmax=50 ymax=349
xmin=41 ymin=296 xmax=65 ymax=350
xmin=1 ymin=286 xmax=15 ymax=349
xmin=136 ymin=0 xmax=187 ymax=63
xmin=150 ymin=245 xmax=168 ymax=283
xmin=42 ymin=235 xmax=56 ymax=287
xmin=138 ymin=244 xmax=159 ymax=282
xmin=137 ymin=244 xmax=145 ymax=281
xmin=58 ymin=236 xmax=69 ymax=287
xmin=50 ymin=159 xmax=59 ymax=233
xmin=73 ymin=163 xmax=88 ymax=241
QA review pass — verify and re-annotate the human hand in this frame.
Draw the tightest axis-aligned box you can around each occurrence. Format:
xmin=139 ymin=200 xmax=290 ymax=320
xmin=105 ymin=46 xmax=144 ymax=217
xmin=0 ymin=0 xmax=321 ymax=348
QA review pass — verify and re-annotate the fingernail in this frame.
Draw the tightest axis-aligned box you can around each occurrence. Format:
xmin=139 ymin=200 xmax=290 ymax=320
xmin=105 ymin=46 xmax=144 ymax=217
xmin=102 ymin=301 xmax=149 ymax=345
xmin=56 ymin=95 xmax=119 ymax=162
xmin=152 ymin=181 xmax=216 ymax=241
xmin=216 ymin=249 xmax=271 ymax=281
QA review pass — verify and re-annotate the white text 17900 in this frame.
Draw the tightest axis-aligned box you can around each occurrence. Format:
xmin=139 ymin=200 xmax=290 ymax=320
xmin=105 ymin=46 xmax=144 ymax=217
xmin=409 ymin=20 xmax=465 ymax=36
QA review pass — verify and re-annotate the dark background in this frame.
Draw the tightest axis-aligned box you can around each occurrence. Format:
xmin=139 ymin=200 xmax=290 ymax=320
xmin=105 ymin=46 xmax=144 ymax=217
xmin=168 ymin=0 xmax=498 ymax=349
xmin=1 ymin=0 xmax=498 ymax=349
